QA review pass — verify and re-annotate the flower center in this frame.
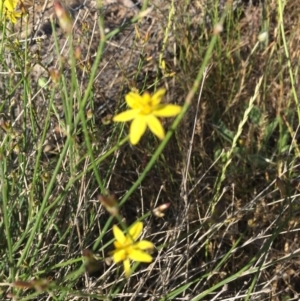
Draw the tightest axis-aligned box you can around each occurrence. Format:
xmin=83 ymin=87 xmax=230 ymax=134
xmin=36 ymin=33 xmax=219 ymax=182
xmin=140 ymin=104 xmax=153 ymax=115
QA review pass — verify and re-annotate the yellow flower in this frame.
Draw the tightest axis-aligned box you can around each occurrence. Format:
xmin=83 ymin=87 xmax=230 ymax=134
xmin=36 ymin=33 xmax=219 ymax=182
xmin=3 ymin=0 xmax=17 ymax=11
xmin=113 ymin=89 xmax=181 ymax=145
xmin=110 ymin=222 xmax=154 ymax=278
xmin=2 ymin=0 xmax=21 ymax=23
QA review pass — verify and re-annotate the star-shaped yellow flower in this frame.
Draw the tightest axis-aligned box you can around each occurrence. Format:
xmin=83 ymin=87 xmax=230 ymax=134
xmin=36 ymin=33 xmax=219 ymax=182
xmin=2 ymin=0 xmax=21 ymax=23
xmin=113 ymin=89 xmax=181 ymax=145
xmin=110 ymin=222 xmax=154 ymax=278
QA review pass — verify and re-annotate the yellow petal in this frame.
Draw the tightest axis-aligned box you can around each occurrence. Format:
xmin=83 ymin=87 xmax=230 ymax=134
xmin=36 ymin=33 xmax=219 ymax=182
xmin=128 ymin=222 xmax=143 ymax=241
xmin=153 ymin=104 xmax=181 ymax=117
xmin=129 ymin=116 xmax=147 ymax=145
xmin=4 ymin=0 xmax=15 ymax=11
xmin=112 ymin=249 xmax=127 ymax=263
xmin=114 ymin=240 xmax=123 ymax=249
xmin=135 ymin=240 xmax=154 ymax=250
xmin=146 ymin=115 xmax=165 ymax=140
xmin=150 ymin=89 xmax=166 ymax=106
xmin=123 ymin=259 xmax=131 ymax=278
xmin=128 ymin=249 xmax=153 ymax=263
xmin=113 ymin=225 xmax=126 ymax=245
xmin=125 ymin=92 xmax=144 ymax=109
xmin=9 ymin=11 xmax=21 ymax=23
xmin=140 ymin=91 xmax=151 ymax=105
xmin=113 ymin=109 xmax=138 ymax=122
